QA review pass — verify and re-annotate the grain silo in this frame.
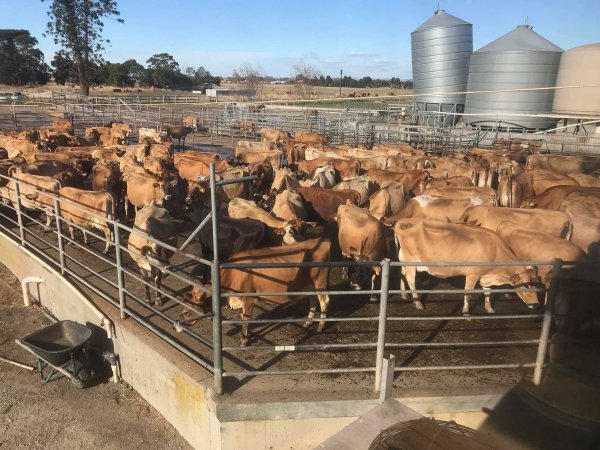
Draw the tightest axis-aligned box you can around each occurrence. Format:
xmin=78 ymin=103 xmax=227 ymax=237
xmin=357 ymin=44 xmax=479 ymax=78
xmin=463 ymin=24 xmax=563 ymax=130
xmin=411 ymin=9 xmax=472 ymax=126
xmin=553 ymin=43 xmax=600 ymax=116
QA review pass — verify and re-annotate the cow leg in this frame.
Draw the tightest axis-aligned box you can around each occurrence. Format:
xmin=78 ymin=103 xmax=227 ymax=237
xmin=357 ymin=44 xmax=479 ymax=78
xmin=153 ymin=271 xmax=163 ymax=306
xmin=402 ymin=265 xmax=423 ymax=310
xmin=141 ymin=269 xmax=152 ymax=303
xmin=68 ymin=226 xmax=75 ymax=245
xmin=45 ymin=212 xmax=52 ymax=228
xmin=316 ymin=294 xmax=330 ymax=332
xmin=483 ymin=288 xmax=495 ymax=313
xmin=102 ymin=227 xmax=111 ymax=254
xmin=304 ymin=297 xmax=318 ymax=328
xmin=82 ymin=230 xmax=88 ymax=245
xmin=463 ymin=274 xmax=479 ymax=316
xmin=240 ymin=303 xmax=254 ymax=346
xmin=369 ymin=270 xmax=378 ymax=303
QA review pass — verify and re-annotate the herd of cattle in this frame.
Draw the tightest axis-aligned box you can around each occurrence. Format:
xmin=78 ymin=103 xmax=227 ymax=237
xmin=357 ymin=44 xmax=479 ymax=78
xmin=1 ymin=120 xmax=600 ymax=345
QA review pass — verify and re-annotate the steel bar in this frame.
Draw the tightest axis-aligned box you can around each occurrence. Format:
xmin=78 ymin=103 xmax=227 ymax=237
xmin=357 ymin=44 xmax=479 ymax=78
xmin=53 ymin=198 xmax=66 ymax=274
xmin=113 ymin=223 xmax=126 ymax=319
xmin=223 ymin=367 xmax=375 ymax=377
xmin=13 ymin=180 xmax=25 ymax=245
xmin=534 ymin=258 xmax=562 ymax=385
xmin=394 ymin=363 xmax=538 ymax=372
xmin=375 ymin=259 xmax=390 ymax=392
xmin=210 ymin=162 xmax=224 ymax=394
xmin=179 ymin=211 xmax=211 ymax=251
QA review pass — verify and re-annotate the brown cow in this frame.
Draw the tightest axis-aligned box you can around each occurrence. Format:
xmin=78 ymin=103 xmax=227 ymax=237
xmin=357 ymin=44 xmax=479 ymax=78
xmin=182 ymin=238 xmax=331 ymax=345
xmin=248 ymin=162 xmax=273 ymax=200
xmin=368 ymin=169 xmax=430 ymax=196
xmin=272 ymin=189 xmax=307 ymax=221
xmin=233 ymin=149 xmax=283 ymax=170
xmin=333 ymin=175 xmax=377 ymax=206
xmin=4 ymin=173 xmax=61 ymax=226
xmin=368 ymin=181 xmax=406 ymax=220
xmin=166 ymin=125 xmax=193 ymax=147
xmin=123 ymin=172 xmax=173 ymax=214
xmin=394 ymin=218 xmax=541 ymax=314
xmin=423 ymin=186 xmax=497 ymax=205
xmin=560 ymin=191 xmax=600 ymax=219
xmin=58 ymin=187 xmax=115 ymax=253
xmin=260 ymin=128 xmax=291 ymax=142
xmin=337 ymin=203 xmax=389 ymax=301
xmin=297 ymin=186 xmax=360 ymax=222
xmin=92 ymin=160 xmax=122 ymax=207
xmin=525 ymin=186 xmax=600 ymax=210
xmin=526 ymin=154 xmax=589 ymax=175
xmin=460 ymin=205 xmax=572 ymax=239
xmin=496 ymin=221 xmax=586 ymax=303
xmin=526 ymin=168 xmax=579 ymax=195
xmin=296 ymin=157 xmax=359 ymax=181
xmin=127 ymin=203 xmax=178 ymax=305
xmin=294 ymin=131 xmax=329 ymax=145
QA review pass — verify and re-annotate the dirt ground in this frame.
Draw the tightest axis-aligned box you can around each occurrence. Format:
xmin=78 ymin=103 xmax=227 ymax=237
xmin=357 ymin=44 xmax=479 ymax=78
xmin=0 ymin=263 xmax=192 ymax=450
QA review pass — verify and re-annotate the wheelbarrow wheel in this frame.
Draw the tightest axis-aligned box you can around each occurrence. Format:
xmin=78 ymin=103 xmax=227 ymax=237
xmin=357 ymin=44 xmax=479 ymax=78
xmin=71 ymin=366 xmax=92 ymax=389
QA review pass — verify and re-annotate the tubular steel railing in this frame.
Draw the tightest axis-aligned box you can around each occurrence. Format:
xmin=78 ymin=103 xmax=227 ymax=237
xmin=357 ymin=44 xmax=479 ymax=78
xmin=0 ymin=165 xmax=579 ymax=396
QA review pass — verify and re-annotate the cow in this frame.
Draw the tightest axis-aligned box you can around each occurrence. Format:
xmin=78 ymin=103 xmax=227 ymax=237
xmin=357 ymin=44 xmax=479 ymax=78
xmin=123 ymin=172 xmax=173 ymax=215
xmin=271 ymin=168 xmax=300 ymax=192
xmin=10 ymin=160 xmax=73 ymax=177
xmin=237 ymin=120 xmax=255 ymax=133
xmin=294 ymin=131 xmax=329 ymax=146
xmin=84 ymin=126 xmax=112 ymax=144
xmin=236 ymin=140 xmax=276 ymax=151
xmin=285 ymin=141 xmax=307 ymax=165
xmin=560 ymin=192 xmax=600 ymax=219
xmin=394 ymin=218 xmax=541 ymax=314
xmin=337 ymin=203 xmax=389 ymax=301
xmin=496 ymin=221 xmax=586 ymax=303
xmin=233 ymin=149 xmax=283 ymax=170
xmin=297 ymin=186 xmax=360 ymax=222
xmin=384 ymin=196 xmax=490 ymax=226
xmin=423 ymin=186 xmax=497 ymax=205
xmin=127 ymin=203 xmax=178 ymax=305
xmin=333 ymin=175 xmax=377 ymax=206
xmin=52 ymin=120 xmax=74 ymax=135
xmin=58 ymin=187 xmax=115 ymax=254
xmin=524 ymin=186 xmax=600 ymax=210
xmin=92 ymin=160 xmax=122 ymax=208
xmin=183 ymin=115 xmax=198 ymax=131
xmin=272 ymin=189 xmax=307 ymax=221
xmin=496 ymin=168 xmax=532 ymax=208
xmin=181 ymin=238 xmax=331 ymax=345
xmin=526 ymin=154 xmax=589 ymax=175
xmin=248 ymin=162 xmax=273 ymax=200
xmin=567 ymin=173 xmax=600 ymax=188
xmin=304 ymin=147 xmax=346 ymax=161
xmin=368 ymin=169 xmax=430 ymax=196
xmin=296 ymin=157 xmax=359 ymax=181
xmin=4 ymin=173 xmax=61 ymax=227
xmin=260 ymin=128 xmax=291 ymax=142
xmin=562 ymin=211 xmax=600 ymax=259
xmin=304 ymin=163 xmax=336 ymax=189
xmin=460 ymin=205 xmax=572 ymax=239
xmin=54 ymin=167 xmax=85 ymax=189
xmin=0 ymin=137 xmax=40 ymax=157
xmin=422 ymin=176 xmax=473 ymax=190
xmin=139 ymin=128 xmax=166 ymax=144
xmin=368 ymin=181 xmax=406 ymax=220
xmin=228 ymin=197 xmax=314 ymax=245
xmin=166 ymin=125 xmax=193 ymax=148
xmin=526 ymin=168 xmax=579 ymax=195
xmin=99 ymin=134 xmax=124 ymax=146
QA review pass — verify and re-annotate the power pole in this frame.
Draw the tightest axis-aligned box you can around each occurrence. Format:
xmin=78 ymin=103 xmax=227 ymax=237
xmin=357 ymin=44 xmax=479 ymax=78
xmin=339 ymin=69 xmax=343 ymax=98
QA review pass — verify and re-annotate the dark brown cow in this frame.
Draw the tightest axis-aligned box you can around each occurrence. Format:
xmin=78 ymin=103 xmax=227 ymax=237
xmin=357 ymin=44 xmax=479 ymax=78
xmin=182 ymin=238 xmax=331 ymax=345
xmin=166 ymin=125 xmax=193 ymax=147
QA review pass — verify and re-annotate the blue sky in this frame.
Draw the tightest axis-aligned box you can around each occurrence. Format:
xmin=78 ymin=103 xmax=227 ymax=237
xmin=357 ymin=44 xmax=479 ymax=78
xmin=0 ymin=0 xmax=597 ymax=79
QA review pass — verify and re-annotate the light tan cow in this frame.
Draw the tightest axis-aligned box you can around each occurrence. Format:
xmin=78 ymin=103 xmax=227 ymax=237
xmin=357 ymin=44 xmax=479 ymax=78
xmin=496 ymin=221 xmax=586 ymax=302
xmin=234 ymin=149 xmax=283 ymax=170
xmin=460 ymin=205 xmax=572 ymax=239
xmin=272 ymin=189 xmax=307 ymax=221
xmin=385 ymin=196 xmax=490 ymax=225
xmin=394 ymin=218 xmax=541 ymax=314
xmin=368 ymin=181 xmax=406 ymax=220
xmin=333 ymin=175 xmax=376 ymax=206
xmin=4 ymin=173 xmax=61 ymax=226
xmin=139 ymin=127 xmax=166 ymax=144
xmin=294 ymin=131 xmax=329 ymax=145
xmin=423 ymin=186 xmax=497 ymax=205
xmin=260 ymin=128 xmax=291 ymax=142
xmin=58 ymin=187 xmax=115 ymax=253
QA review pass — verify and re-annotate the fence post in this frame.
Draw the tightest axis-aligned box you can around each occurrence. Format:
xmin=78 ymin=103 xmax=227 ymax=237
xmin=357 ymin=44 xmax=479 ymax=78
xmin=210 ymin=163 xmax=224 ymax=394
xmin=53 ymin=196 xmax=66 ymax=274
xmin=13 ymin=179 xmax=26 ymax=246
xmin=533 ymin=258 xmax=562 ymax=385
xmin=113 ymin=223 xmax=127 ymax=319
xmin=374 ymin=258 xmax=391 ymax=392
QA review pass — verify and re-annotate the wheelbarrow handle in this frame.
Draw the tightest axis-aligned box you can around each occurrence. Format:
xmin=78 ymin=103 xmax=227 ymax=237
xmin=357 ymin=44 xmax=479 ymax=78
xmin=14 ymin=339 xmax=76 ymax=381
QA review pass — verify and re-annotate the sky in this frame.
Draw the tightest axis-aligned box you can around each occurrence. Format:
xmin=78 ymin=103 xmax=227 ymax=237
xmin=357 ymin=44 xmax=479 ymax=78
xmin=0 ymin=0 xmax=598 ymax=79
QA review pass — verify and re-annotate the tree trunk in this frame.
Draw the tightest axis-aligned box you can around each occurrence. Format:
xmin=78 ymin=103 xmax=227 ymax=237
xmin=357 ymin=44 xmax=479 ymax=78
xmin=78 ymin=65 xmax=89 ymax=96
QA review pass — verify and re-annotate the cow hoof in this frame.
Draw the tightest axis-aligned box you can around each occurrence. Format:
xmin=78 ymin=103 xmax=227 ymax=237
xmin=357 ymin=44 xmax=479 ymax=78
xmin=369 ymin=295 xmax=378 ymax=303
xmin=462 ymin=311 xmax=471 ymax=317
xmin=485 ymin=307 xmax=496 ymax=314
xmin=302 ymin=321 xmax=312 ymax=329
xmin=413 ymin=300 xmax=424 ymax=310
xmin=239 ymin=338 xmax=248 ymax=347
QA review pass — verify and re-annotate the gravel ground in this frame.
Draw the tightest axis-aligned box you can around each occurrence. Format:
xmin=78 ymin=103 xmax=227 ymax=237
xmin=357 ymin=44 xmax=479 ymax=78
xmin=0 ymin=263 xmax=192 ymax=450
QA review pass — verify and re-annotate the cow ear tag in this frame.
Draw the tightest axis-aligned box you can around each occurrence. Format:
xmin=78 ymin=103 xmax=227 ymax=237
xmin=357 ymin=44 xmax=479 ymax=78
xmin=399 ymin=223 xmax=413 ymax=230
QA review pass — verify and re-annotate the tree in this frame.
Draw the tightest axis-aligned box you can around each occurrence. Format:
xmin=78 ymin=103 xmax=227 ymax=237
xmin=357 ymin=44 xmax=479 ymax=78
xmin=43 ymin=0 xmax=123 ymax=96
xmin=146 ymin=53 xmax=179 ymax=71
xmin=292 ymin=63 xmax=321 ymax=100
xmin=0 ymin=29 xmax=50 ymax=85
xmin=233 ymin=64 xmax=263 ymax=99
xmin=51 ymin=50 xmax=76 ymax=85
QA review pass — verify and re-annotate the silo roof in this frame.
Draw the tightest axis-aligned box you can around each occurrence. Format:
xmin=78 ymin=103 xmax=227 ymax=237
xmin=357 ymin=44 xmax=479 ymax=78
xmin=412 ymin=9 xmax=471 ymax=33
xmin=476 ymin=24 xmax=563 ymax=53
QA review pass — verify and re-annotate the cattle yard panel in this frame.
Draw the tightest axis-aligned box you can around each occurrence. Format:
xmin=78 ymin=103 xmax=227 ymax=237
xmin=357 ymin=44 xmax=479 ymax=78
xmin=0 ymin=164 xmax=585 ymax=396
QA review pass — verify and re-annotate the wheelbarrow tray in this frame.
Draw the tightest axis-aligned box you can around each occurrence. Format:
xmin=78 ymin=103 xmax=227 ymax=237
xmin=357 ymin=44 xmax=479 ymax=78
xmin=21 ymin=320 xmax=92 ymax=367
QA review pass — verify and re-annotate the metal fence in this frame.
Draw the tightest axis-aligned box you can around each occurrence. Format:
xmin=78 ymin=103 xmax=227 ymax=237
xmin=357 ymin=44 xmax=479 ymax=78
xmin=0 ymin=165 xmax=576 ymax=395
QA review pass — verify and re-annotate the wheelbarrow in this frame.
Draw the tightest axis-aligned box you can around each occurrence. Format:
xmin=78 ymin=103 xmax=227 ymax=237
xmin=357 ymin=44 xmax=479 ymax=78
xmin=15 ymin=320 xmax=93 ymax=388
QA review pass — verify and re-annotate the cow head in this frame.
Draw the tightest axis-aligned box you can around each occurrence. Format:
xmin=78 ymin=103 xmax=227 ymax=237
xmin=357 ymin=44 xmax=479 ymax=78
xmin=511 ymin=267 xmax=542 ymax=309
xmin=152 ymin=180 xmax=172 ymax=205
xmin=275 ymin=219 xmax=323 ymax=245
xmin=182 ymin=285 xmax=212 ymax=322
xmin=185 ymin=180 xmax=208 ymax=205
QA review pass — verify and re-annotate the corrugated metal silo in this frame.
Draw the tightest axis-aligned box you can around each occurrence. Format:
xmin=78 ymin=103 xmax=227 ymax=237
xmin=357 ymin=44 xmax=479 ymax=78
xmin=411 ymin=9 xmax=472 ymax=126
xmin=463 ymin=24 xmax=563 ymax=130
xmin=553 ymin=43 xmax=600 ymax=116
